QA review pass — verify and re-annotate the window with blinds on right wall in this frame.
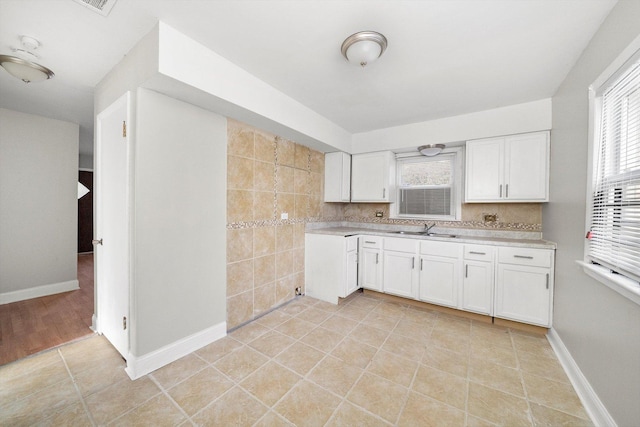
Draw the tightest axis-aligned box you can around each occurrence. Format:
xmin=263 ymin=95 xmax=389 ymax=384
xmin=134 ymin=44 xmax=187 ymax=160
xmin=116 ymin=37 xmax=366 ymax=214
xmin=588 ymin=48 xmax=640 ymax=285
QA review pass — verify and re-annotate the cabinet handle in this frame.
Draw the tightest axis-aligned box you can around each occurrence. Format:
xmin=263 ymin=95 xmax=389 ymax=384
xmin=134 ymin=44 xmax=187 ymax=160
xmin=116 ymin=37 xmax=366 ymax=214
xmin=499 ymin=184 xmax=502 ymax=197
xmin=506 ymin=184 xmax=509 ymax=198
xmin=465 ymin=264 xmax=468 ymax=278
xmin=383 ymin=188 xmax=386 ymax=198
xmin=514 ymin=255 xmax=534 ymax=259
xmin=412 ymin=257 xmax=415 ymax=269
xmin=546 ymin=273 xmax=549 ymax=289
xmin=365 ymin=241 xmax=376 ymax=244
xmin=420 ymin=259 xmax=423 ymax=270
xmin=469 ymin=251 xmax=486 ymax=255
xmin=375 ymin=253 xmax=379 ymax=264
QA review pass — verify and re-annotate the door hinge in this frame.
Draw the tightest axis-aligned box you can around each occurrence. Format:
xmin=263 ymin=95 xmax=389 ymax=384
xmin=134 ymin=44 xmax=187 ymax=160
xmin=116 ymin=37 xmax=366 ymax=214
xmin=122 ymin=121 xmax=127 ymax=138
xmin=123 ymin=316 xmax=127 ymax=330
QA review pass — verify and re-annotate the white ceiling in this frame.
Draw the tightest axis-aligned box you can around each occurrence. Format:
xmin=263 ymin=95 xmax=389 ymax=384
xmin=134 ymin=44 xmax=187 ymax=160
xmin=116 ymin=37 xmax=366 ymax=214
xmin=0 ymin=0 xmax=617 ymax=157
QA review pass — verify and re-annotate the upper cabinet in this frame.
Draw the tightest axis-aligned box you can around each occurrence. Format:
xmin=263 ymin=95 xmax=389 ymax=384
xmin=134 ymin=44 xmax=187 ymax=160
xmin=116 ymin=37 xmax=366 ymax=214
xmin=324 ymin=152 xmax=351 ymax=202
xmin=465 ymin=131 xmax=549 ymax=203
xmin=351 ymin=151 xmax=396 ymax=202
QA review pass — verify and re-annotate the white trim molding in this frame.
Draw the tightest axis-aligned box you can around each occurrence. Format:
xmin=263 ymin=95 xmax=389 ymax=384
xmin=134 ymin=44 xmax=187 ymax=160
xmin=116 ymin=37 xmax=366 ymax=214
xmin=0 ymin=280 xmax=79 ymax=305
xmin=547 ymin=328 xmax=617 ymax=427
xmin=124 ymin=321 xmax=227 ymax=380
xmin=577 ymin=260 xmax=640 ymax=306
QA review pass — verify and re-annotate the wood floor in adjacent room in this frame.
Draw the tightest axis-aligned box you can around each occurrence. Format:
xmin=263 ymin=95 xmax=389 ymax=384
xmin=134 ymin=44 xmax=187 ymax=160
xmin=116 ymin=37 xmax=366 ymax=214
xmin=0 ymin=253 xmax=95 ymax=365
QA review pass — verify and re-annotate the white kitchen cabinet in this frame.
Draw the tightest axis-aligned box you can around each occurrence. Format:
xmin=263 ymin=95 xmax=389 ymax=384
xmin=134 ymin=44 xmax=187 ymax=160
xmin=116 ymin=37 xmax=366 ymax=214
xmin=351 ymin=151 xmax=396 ymax=202
xmin=359 ymin=236 xmax=383 ymax=292
xmin=418 ymin=241 xmax=462 ymax=308
xmin=495 ymin=247 xmax=554 ymax=327
xmin=462 ymin=245 xmax=495 ymax=315
xmin=465 ymin=131 xmax=549 ymax=202
xmin=305 ymin=234 xmax=360 ymax=304
xmin=382 ymin=238 xmax=418 ymax=299
xmin=324 ymin=152 xmax=351 ymax=202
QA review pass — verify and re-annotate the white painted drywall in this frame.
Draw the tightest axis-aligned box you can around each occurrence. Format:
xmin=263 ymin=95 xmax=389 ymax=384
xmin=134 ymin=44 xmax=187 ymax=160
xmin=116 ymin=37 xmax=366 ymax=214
xmin=543 ymin=1 xmax=640 ymax=425
xmin=0 ymin=108 xmax=79 ymax=299
xmin=133 ymin=88 xmax=227 ymax=356
xmin=154 ymin=22 xmax=352 ymax=154
xmin=351 ymin=98 xmax=552 ymax=154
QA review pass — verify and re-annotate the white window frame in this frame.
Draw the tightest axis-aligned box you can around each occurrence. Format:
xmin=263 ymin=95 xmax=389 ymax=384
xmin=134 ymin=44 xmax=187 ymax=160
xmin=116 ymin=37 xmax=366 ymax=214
xmin=392 ymin=147 xmax=463 ymax=221
xmin=581 ymin=35 xmax=640 ymax=306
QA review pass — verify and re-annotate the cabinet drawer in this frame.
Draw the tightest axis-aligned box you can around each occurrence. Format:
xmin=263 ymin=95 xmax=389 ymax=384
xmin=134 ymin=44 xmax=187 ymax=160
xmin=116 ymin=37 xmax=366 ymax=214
xmin=360 ymin=235 xmax=382 ymax=249
xmin=420 ymin=240 xmax=462 ymax=258
xmin=384 ymin=237 xmax=418 ymax=253
xmin=464 ymin=245 xmax=494 ymax=261
xmin=498 ymin=247 xmax=552 ymax=268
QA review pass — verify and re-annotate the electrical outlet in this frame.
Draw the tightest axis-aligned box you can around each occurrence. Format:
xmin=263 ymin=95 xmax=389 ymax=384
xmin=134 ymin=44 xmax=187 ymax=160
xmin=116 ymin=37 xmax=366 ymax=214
xmin=483 ymin=213 xmax=497 ymax=222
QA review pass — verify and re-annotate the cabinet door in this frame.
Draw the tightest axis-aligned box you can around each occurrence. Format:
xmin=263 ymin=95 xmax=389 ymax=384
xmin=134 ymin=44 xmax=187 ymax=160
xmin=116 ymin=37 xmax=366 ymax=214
xmin=324 ymin=152 xmax=351 ymax=202
xmin=465 ymin=138 xmax=503 ymax=202
xmin=504 ymin=132 xmax=549 ymax=201
xmin=383 ymin=251 xmax=416 ymax=298
xmin=495 ymin=264 xmax=552 ymax=327
xmin=351 ymin=152 xmax=394 ymax=202
xmin=419 ymin=255 xmax=460 ymax=307
xmin=462 ymin=260 xmax=494 ymax=315
xmin=344 ymin=249 xmax=359 ymax=297
xmin=360 ymin=247 xmax=382 ymax=291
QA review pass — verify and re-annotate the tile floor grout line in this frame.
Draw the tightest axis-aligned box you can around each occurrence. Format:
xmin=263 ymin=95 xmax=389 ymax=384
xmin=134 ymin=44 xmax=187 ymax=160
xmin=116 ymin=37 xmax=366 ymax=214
xmin=57 ymin=347 xmax=97 ymax=427
xmin=318 ymin=297 xmax=396 ymax=426
xmin=147 ymin=373 xmax=196 ymax=426
xmin=510 ymin=327 xmax=536 ymax=426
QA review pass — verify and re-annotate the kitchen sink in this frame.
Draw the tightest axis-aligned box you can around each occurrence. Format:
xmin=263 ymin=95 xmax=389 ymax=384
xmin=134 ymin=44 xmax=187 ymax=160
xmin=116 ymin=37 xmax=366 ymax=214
xmin=390 ymin=231 xmax=458 ymax=238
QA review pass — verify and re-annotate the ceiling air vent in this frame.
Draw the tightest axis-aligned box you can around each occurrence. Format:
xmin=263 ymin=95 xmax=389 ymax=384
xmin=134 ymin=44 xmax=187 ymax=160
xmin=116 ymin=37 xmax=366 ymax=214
xmin=72 ymin=0 xmax=118 ymax=16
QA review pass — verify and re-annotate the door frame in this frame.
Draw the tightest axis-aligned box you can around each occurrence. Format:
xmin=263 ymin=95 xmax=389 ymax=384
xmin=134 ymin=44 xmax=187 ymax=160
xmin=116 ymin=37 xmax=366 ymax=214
xmin=93 ymin=91 xmax=132 ymax=358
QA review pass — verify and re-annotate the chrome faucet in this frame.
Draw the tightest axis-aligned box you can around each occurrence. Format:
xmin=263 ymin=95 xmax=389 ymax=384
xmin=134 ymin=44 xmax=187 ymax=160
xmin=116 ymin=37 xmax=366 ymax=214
xmin=424 ymin=223 xmax=436 ymax=233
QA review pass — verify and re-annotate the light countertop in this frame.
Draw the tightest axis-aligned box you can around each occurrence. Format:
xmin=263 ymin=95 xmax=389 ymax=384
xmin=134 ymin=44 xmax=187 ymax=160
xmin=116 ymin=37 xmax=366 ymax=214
xmin=306 ymin=226 xmax=556 ymax=249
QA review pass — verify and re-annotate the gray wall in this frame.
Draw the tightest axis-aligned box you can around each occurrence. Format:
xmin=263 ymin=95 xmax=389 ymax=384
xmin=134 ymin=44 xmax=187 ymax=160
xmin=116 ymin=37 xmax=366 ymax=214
xmin=0 ymin=108 xmax=79 ymax=295
xmin=133 ymin=88 xmax=227 ymax=356
xmin=544 ymin=1 xmax=640 ymax=425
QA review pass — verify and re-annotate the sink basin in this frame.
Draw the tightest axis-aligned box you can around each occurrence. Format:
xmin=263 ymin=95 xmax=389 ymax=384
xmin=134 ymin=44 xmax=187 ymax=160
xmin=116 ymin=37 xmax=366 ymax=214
xmin=390 ymin=231 xmax=457 ymax=238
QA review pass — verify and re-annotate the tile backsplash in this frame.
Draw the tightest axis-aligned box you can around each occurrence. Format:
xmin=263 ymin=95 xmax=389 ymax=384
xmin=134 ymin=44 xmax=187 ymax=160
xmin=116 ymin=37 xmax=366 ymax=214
xmin=226 ymin=119 xmax=542 ymax=328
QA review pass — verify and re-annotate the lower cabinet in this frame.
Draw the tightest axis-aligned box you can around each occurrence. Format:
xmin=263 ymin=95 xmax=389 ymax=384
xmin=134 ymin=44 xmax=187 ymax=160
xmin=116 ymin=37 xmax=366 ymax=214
xmin=494 ymin=247 xmax=554 ymax=327
xmin=359 ymin=236 xmax=383 ymax=292
xmin=461 ymin=245 xmax=495 ymax=315
xmin=305 ymin=231 xmax=555 ymax=327
xmin=382 ymin=238 xmax=418 ymax=298
xmin=305 ymin=234 xmax=360 ymax=304
xmin=419 ymin=241 xmax=462 ymax=308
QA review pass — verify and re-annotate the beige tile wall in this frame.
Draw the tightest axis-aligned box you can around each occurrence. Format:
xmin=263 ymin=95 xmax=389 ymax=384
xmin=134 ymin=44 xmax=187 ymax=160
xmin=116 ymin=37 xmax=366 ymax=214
xmin=226 ymin=120 xmax=324 ymax=329
xmin=344 ymin=202 xmax=542 ymax=229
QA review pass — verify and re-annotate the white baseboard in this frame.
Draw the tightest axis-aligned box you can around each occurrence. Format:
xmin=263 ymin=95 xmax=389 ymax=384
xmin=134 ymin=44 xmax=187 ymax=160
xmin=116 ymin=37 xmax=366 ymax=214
xmin=0 ymin=280 xmax=80 ymax=305
xmin=125 ymin=321 xmax=227 ymax=380
xmin=547 ymin=328 xmax=617 ymax=427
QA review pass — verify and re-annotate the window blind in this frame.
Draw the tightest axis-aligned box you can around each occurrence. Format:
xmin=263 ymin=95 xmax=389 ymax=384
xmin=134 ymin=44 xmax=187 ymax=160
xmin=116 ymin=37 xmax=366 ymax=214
xmin=589 ymin=58 xmax=640 ymax=282
xmin=399 ymin=187 xmax=451 ymax=216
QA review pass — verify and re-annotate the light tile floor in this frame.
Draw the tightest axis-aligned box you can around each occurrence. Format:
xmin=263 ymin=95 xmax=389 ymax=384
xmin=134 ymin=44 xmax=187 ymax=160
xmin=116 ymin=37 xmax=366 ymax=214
xmin=1 ymin=292 xmax=593 ymax=426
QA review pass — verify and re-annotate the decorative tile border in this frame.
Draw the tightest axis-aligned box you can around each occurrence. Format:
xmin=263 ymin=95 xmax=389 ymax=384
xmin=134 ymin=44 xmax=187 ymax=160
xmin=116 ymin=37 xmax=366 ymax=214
xmin=227 ymin=216 xmax=541 ymax=232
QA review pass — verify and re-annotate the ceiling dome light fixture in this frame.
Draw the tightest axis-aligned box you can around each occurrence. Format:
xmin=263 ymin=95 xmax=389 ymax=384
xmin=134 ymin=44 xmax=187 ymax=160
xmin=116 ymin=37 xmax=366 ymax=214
xmin=341 ymin=31 xmax=387 ymax=67
xmin=418 ymin=144 xmax=446 ymax=157
xmin=0 ymin=36 xmax=55 ymax=83
xmin=0 ymin=55 xmax=55 ymax=83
